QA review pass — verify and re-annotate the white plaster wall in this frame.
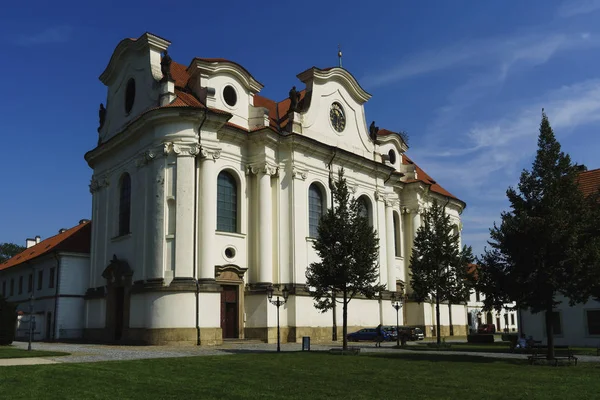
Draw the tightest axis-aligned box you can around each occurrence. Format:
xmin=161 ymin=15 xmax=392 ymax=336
xmin=301 ymin=80 xmax=373 ymax=157
xmin=198 ymin=292 xmax=221 ymax=328
xmin=59 ymin=255 xmax=90 ymax=295
xmin=55 ymin=297 xmax=86 ymax=339
xmin=142 ymin=292 xmax=197 ymax=329
xmin=521 ymin=297 xmax=600 ymax=347
xmin=204 ymin=74 xmax=250 ymax=129
xmin=85 ymin=298 xmax=106 ymax=329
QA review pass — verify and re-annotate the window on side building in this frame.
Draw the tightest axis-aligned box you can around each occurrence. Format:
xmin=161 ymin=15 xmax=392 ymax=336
xmin=49 ymin=267 xmax=55 ymax=289
xmin=37 ymin=270 xmax=43 ymax=291
xmin=586 ymin=310 xmax=600 ymax=335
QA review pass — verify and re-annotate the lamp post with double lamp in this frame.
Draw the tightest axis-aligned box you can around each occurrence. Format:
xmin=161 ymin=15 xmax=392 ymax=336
xmin=28 ymin=294 xmax=34 ymax=351
xmin=390 ymin=292 xmax=403 ymax=347
xmin=267 ymin=285 xmax=289 ymax=353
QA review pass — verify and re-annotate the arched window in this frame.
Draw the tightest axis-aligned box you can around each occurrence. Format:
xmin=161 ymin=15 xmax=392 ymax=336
xmin=308 ymin=183 xmax=324 ymax=237
xmin=357 ymin=195 xmax=373 ymax=226
xmin=118 ymin=173 xmax=131 ymax=236
xmin=217 ymin=171 xmax=238 ymax=232
xmin=393 ymin=212 xmax=401 ymax=257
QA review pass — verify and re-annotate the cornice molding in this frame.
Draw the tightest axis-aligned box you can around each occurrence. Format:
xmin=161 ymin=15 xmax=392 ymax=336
xmin=297 ymin=67 xmax=371 ymax=104
xmin=187 ymin=58 xmax=264 ymax=93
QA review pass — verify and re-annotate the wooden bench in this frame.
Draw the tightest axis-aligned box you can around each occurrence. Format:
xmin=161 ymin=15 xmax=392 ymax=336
xmin=527 ymin=345 xmax=578 ymax=366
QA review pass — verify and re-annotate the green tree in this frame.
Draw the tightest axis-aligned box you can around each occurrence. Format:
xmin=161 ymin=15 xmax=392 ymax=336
xmin=306 ymin=168 xmax=385 ymax=351
xmin=409 ymin=199 xmax=474 ymax=345
xmin=0 ymin=243 xmax=25 ymax=263
xmin=476 ymin=111 xmax=600 ymax=359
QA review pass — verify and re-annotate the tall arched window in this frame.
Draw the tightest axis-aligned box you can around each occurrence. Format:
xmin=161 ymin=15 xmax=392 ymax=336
xmin=308 ymin=183 xmax=324 ymax=237
xmin=357 ymin=196 xmax=372 ymax=225
xmin=118 ymin=173 xmax=131 ymax=236
xmin=217 ymin=171 xmax=238 ymax=232
xmin=393 ymin=212 xmax=401 ymax=257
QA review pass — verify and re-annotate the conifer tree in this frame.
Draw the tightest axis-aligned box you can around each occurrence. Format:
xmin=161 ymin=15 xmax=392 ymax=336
xmin=306 ymin=168 xmax=384 ymax=351
xmin=476 ymin=111 xmax=600 ymax=359
xmin=410 ymin=199 xmax=474 ymax=345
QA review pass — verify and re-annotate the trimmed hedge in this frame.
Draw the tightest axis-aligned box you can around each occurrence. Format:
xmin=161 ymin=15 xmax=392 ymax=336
xmin=467 ymin=334 xmax=495 ymax=344
xmin=0 ymin=297 xmax=17 ymax=345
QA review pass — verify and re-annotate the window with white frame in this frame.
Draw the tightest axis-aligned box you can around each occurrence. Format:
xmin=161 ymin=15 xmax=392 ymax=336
xmin=308 ymin=183 xmax=324 ymax=238
xmin=217 ymin=171 xmax=238 ymax=233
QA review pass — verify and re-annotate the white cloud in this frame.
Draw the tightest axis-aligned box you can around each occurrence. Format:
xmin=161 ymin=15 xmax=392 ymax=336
xmin=557 ymin=0 xmax=600 ymax=18
xmin=12 ymin=26 xmax=72 ymax=46
xmin=362 ymin=32 xmax=597 ymax=88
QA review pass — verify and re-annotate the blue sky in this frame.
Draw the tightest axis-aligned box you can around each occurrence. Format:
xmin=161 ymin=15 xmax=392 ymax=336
xmin=1 ymin=0 xmax=600 ymax=257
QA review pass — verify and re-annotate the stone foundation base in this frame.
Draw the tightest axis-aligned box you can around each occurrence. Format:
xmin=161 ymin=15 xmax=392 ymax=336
xmin=423 ymin=324 xmax=468 ymax=338
xmin=245 ymin=325 xmax=367 ymax=344
xmin=84 ymin=327 xmax=223 ymax=346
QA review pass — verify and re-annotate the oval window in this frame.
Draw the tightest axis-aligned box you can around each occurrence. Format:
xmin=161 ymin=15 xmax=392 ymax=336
xmin=125 ymin=78 xmax=136 ymax=114
xmin=388 ymin=149 xmax=397 ymax=165
xmin=224 ymin=247 xmax=236 ymax=259
xmin=223 ymin=85 xmax=237 ymax=107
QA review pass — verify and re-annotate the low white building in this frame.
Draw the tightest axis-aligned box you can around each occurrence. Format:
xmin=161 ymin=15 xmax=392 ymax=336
xmin=81 ymin=32 xmax=470 ymax=345
xmin=466 ymin=288 xmax=518 ymax=334
xmin=519 ymin=168 xmax=600 ymax=347
xmin=0 ymin=221 xmax=91 ymax=341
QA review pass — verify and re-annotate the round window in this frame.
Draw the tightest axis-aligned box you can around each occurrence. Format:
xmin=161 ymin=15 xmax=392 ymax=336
xmin=125 ymin=78 xmax=136 ymax=114
xmin=223 ymin=85 xmax=237 ymax=107
xmin=388 ymin=149 xmax=397 ymax=165
xmin=224 ymin=247 xmax=236 ymax=259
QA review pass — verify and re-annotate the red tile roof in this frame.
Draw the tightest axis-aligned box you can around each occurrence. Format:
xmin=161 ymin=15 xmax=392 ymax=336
xmin=0 ymin=221 xmax=91 ymax=271
xmin=578 ymin=168 xmax=600 ymax=197
xmin=402 ymin=155 xmax=461 ymax=202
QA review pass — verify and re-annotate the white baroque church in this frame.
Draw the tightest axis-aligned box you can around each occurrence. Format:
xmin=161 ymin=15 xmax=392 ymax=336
xmin=83 ymin=32 xmax=468 ymax=345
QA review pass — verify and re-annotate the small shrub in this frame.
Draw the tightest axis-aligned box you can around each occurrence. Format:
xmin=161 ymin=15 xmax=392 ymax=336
xmin=0 ymin=297 xmax=17 ymax=345
xmin=467 ymin=334 xmax=494 ymax=344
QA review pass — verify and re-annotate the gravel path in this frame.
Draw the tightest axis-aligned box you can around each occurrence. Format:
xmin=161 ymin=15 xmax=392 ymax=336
xmin=8 ymin=340 xmax=600 ymax=364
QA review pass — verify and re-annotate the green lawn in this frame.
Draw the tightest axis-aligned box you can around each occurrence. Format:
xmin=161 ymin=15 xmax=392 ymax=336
xmin=0 ymin=346 xmax=69 ymax=359
xmin=408 ymin=341 xmax=600 ymax=356
xmin=1 ymin=352 xmax=599 ymax=399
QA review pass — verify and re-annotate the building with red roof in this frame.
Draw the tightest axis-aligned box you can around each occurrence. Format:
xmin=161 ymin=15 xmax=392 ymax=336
xmin=81 ymin=32 xmax=469 ymax=345
xmin=0 ymin=220 xmax=91 ymax=341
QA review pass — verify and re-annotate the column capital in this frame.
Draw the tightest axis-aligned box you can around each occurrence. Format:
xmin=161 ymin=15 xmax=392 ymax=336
xmin=246 ymin=162 xmax=278 ymax=176
xmin=89 ymin=176 xmax=110 ymax=194
xmin=291 ymin=165 xmax=308 ymax=181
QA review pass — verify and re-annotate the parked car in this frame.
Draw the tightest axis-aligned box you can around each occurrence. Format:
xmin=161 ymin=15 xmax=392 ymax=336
xmin=346 ymin=328 xmax=391 ymax=342
xmin=384 ymin=326 xmax=423 ymax=341
xmin=382 ymin=326 xmax=398 ymax=341
xmin=477 ymin=324 xmax=496 ymax=334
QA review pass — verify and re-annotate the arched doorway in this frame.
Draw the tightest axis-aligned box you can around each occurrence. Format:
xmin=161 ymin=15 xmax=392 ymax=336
xmin=101 ymin=255 xmax=133 ymax=342
xmin=215 ymin=265 xmax=247 ymax=340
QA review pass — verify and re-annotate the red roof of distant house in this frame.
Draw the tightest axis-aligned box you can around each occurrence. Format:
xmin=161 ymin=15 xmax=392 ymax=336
xmin=0 ymin=221 xmax=91 ymax=271
xmin=402 ymin=155 xmax=460 ymax=202
xmin=578 ymin=168 xmax=600 ymax=197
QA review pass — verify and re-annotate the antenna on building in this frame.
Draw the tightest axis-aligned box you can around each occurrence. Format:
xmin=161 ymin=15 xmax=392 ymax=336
xmin=338 ymin=44 xmax=343 ymax=68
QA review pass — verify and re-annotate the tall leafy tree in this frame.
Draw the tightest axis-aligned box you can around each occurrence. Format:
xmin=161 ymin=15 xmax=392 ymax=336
xmin=476 ymin=111 xmax=600 ymax=359
xmin=0 ymin=243 xmax=25 ymax=263
xmin=306 ymin=168 xmax=384 ymax=351
xmin=410 ymin=199 xmax=474 ymax=345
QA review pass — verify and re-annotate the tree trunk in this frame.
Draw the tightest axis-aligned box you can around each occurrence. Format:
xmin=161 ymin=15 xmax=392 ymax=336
xmin=342 ymin=290 xmax=348 ymax=351
xmin=545 ymin=305 xmax=555 ymax=360
xmin=435 ymin=291 xmax=441 ymax=345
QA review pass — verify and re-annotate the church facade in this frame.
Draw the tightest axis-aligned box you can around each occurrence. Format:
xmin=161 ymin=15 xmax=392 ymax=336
xmin=83 ymin=32 xmax=467 ymax=345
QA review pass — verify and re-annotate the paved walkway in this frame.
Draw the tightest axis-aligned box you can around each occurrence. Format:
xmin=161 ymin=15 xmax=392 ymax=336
xmin=2 ymin=340 xmax=598 ymax=367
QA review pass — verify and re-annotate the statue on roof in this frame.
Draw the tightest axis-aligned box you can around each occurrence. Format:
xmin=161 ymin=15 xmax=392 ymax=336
xmin=98 ymin=103 xmax=106 ymax=132
xmin=160 ymin=50 xmax=173 ymax=82
xmin=288 ymin=86 xmax=301 ymax=114
xmin=369 ymin=121 xmax=379 ymax=141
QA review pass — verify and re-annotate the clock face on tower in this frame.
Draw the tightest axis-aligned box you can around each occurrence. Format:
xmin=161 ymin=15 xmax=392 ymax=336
xmin=330 ymin=102 xmax=346 ymax=132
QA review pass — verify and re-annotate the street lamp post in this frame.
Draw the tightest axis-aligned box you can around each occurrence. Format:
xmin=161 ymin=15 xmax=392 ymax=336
xmin=267 ymin=285 xmax=289 ymax=353
xmin=28 ymin=294 xmax=34 ymax=351
xmin=390 ymin=292 xmax=403 ymax=347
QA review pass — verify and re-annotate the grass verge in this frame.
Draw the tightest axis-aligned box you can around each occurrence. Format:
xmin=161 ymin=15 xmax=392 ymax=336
xmin=0 ymin=351 xmax=599 ymax=399
xmin=0 ymin=346 xmax=69 ymax=359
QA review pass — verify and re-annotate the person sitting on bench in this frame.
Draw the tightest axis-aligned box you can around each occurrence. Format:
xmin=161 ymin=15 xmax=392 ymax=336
xmin=515 ymin=334 xmax=527 ymax=349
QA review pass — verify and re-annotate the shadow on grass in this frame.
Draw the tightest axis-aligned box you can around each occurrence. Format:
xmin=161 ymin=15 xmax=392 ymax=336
xmin=364 ymin=351 xmax=527 ymax=365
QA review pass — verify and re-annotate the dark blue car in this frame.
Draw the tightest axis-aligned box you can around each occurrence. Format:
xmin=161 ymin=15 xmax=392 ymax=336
xmin=346 ymin=328 xmax=391 ymax=342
